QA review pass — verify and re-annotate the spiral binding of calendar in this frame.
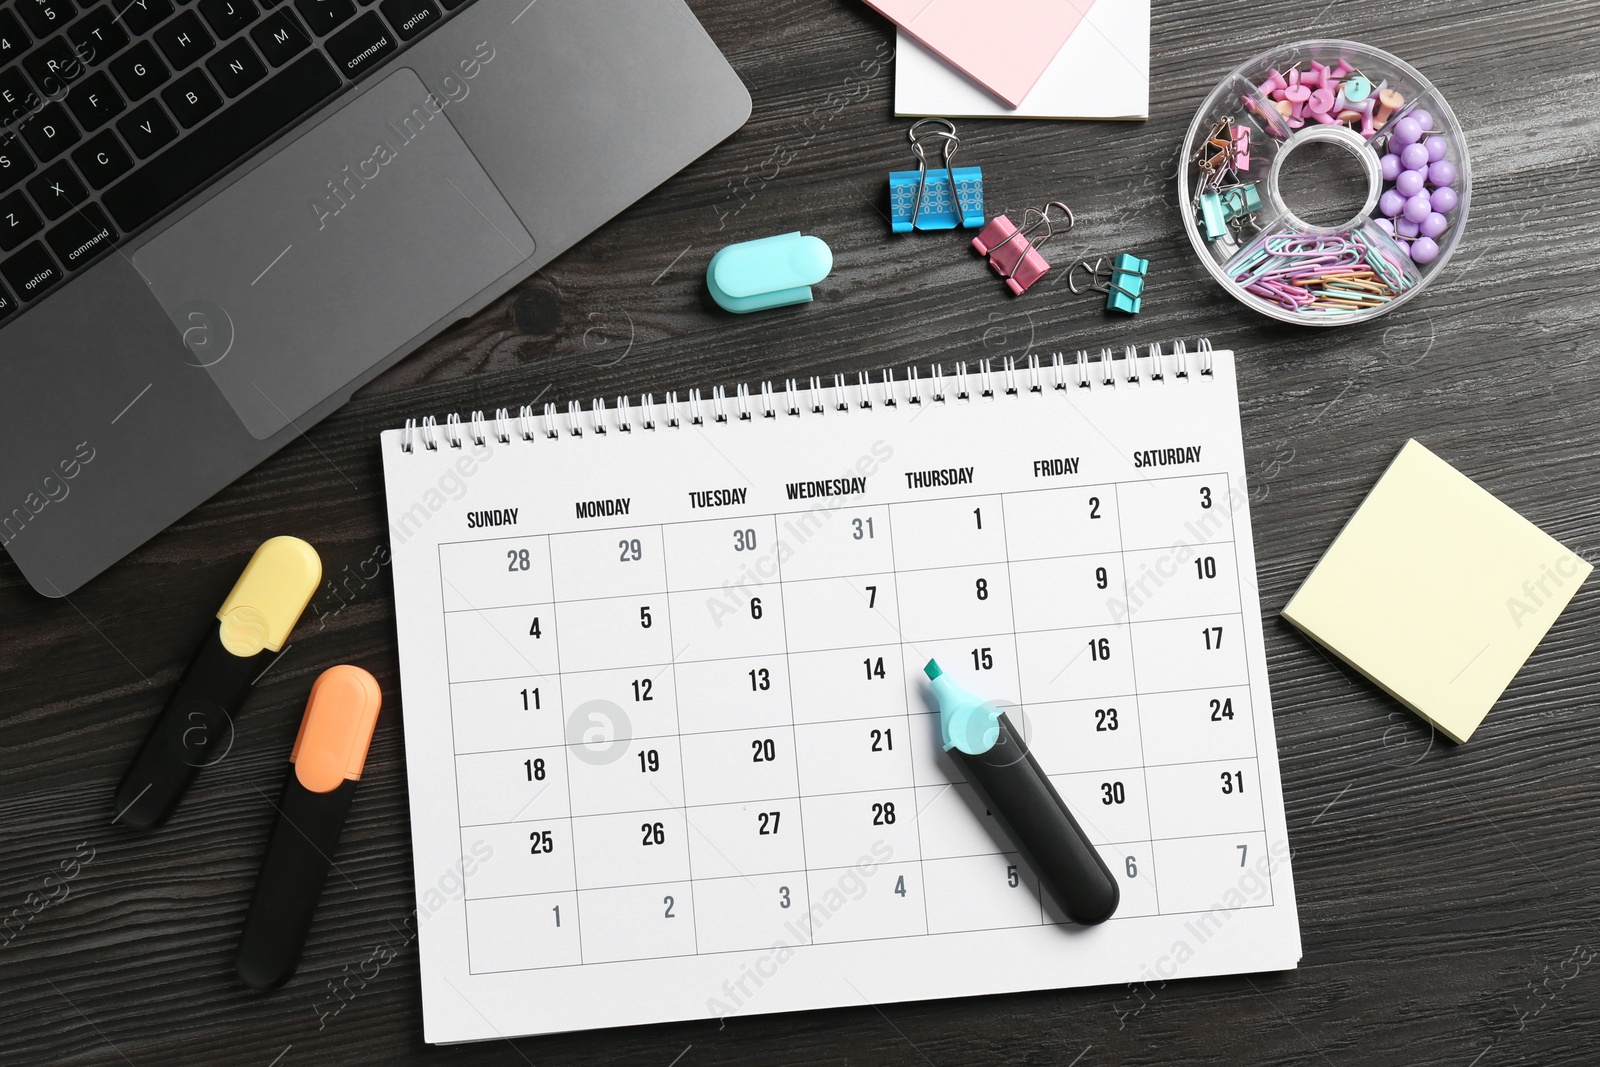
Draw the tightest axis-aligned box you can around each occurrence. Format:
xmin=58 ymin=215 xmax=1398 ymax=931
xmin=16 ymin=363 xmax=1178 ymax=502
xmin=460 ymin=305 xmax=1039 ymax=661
xmin=398 ymin=338 xmax=1215 ymax=453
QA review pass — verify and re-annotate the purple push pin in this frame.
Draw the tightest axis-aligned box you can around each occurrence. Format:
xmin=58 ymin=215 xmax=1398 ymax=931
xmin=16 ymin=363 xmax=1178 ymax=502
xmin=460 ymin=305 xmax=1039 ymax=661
xmin=1400 ymin=142 xmax=1430 ymax=171
xmin=1409 ymin=109 xmax=1435 ymax=130
xmin=1389 ymin=116 xmax=1423 ymax=147
xmin=1430 ymin=186 xmax=1460 ymax=214
xmin=1374 ymin=218 xmax=1397 ymax=236
xmin=1395 ymin=169 xmax=1426 ymax=198
xmin=1379 ymin=190 xmax=1407 ymax=218
xmin=1420 ymin=212 xmax=1449 ymax=239
xmin=1380 ymin=153 xmax=1402 ymax=182
xmin=1428 ymin=160 xmax=1458 ymax=187
xmin=1426 ymin=136 xmax=1449 ymax=163
xmin=1397 ymin=217 xmax=1421 ymax=239
xmin=1403 ymin=193 xmax=1433 ymax=223
xmin=1410 ymin=236 xmax=1440 ymax=264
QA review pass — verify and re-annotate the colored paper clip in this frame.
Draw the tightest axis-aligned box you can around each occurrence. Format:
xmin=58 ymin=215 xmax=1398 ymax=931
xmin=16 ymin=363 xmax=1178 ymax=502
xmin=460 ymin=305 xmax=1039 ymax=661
xmin=970 ymin=201 xmax=1072 ymax=296
xmin=706 ymin=232 xmax=833 ymax=314
xmin=889 ymin=118 xmax=984 ymax=233
xmin=1070 ymin=253 xmax=1149 ymax=314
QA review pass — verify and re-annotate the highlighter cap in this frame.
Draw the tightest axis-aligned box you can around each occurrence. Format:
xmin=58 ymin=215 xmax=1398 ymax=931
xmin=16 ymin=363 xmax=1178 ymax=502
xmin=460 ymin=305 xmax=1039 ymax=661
xmin=291 ymin=665 xmax=382 ymax=793
xmin=216 ymin=536 xmax=322 ymax=656
xmin=925 ymin=659 xmax=1002 ymax=755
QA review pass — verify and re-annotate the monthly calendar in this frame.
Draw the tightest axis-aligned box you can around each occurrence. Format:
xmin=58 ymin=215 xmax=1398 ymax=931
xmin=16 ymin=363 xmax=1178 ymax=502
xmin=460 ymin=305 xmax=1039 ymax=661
xmin=381 ymin=342 xmax=1301 ymax=1043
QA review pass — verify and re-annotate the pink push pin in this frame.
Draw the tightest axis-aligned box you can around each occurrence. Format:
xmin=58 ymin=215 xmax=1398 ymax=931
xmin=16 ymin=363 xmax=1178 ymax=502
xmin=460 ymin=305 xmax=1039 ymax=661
xmin=1304 ymin=61 xmax=1330 ymax=89
xmin=1283 ymin=83 xmax=1311 ymax=127
xmin=1258 ymin=68 xmax=1288 ymax=97
xmin=1332 ymin=58 xmax=1355 ymax=80
xmin=1307 ymin=87 xmax=1338 ymax=124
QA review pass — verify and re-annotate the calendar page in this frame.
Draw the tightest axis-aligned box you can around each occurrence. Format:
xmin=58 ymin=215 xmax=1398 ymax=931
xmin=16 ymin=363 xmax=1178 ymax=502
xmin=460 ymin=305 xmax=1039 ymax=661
xmin=380 ymin=347 xmax=1300 ymax=1043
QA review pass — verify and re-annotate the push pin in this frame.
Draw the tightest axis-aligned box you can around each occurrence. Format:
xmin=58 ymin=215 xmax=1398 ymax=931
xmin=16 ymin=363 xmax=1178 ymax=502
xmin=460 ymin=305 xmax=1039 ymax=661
xmin=889 ymin=118 xmax=985 ymax=233
xmin=971 ymin=202 xmax=1072 ymax=296
xmin=1069 ymin=253 xmax=1148 ymax=314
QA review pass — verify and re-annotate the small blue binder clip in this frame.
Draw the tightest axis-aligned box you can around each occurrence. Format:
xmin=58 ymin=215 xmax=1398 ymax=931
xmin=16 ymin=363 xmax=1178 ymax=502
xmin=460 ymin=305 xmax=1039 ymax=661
xmin=889 ymin=118 xmax=984 ymax=233
xmin=706 ymin=232 xmax=833 ymax=314
xmin=1069 ymin=253 xmax=1150 ymax=314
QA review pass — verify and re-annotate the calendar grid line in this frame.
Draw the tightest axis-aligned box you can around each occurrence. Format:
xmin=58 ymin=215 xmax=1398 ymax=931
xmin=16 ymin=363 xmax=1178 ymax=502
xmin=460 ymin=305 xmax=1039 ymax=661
xmin=770 ymin=517 xmax=817 ymax=945
xmin=463 ymin=894 xmax=1278 ymax=976
xmin=435 ymin=546 xmax=478 ymax=977
xmin=451 ymin=724 xmax=1263 ymax=773
xmin=1226 ymin=472 xmax=1277 ymax=911
xmin=543 ymin=544 xmax=585 ymax=964
xmin=461 ymin=827 xmax=1270 ymax=905
xmin=1111 ymin=481 xmax=1165 ymax=916
xmin=881 ymin=501 xmax=933 ymax=937
xmin=450 ymin=755 xmax=1265 ymax=828
xmin=439 ymin=543 xmax=1242 ymax=615
xmin=432 ymin=467 xmax=1243 ymax=552
xmin=992 ymin=493 xmax=1046 ymax=926
xmin=653 ymin=525 xmax=702 ymax=955
xmin=444 ymin=606 xmax=1250 ymax=685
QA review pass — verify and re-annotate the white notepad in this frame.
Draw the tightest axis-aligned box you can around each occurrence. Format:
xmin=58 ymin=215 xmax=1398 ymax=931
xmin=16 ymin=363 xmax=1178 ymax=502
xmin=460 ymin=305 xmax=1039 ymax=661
xmin=380 ymin=342 xmax=1300 ymax=1043
xmin=894 ymin=0 xmax=1150 ymax=120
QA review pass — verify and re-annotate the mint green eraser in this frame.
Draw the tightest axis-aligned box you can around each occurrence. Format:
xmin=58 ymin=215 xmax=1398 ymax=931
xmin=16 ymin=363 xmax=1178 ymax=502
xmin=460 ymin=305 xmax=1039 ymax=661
xmin=706 ymin=232 xmax=832 ymax=314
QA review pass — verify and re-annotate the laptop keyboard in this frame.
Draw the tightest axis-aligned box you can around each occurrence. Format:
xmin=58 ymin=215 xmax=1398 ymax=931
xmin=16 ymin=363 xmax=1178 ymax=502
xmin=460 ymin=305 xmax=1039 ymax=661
xmin=0 ymin=0 xmax=477 ymax=316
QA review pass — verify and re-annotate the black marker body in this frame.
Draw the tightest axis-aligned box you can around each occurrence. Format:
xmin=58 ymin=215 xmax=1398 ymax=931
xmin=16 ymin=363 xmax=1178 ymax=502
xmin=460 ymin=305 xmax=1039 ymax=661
xmin=114 ymin=626 xmax=272 ymax=830
xmin=954 ymin=710 xmax=1120 ymax=925
xmin=237 ymin=773 xmax=357 ymax=991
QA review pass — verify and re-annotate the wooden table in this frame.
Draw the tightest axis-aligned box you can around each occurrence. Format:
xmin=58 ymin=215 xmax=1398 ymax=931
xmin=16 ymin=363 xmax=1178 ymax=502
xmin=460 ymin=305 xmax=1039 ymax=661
xmin=4 ymin=1 xmax=1597 ymax=1064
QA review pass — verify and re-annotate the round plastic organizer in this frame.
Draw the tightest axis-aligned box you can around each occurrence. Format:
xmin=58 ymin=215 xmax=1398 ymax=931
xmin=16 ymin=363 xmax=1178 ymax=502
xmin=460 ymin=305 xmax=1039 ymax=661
xmin=1180 ymin=40 xmax=1471 ymax=325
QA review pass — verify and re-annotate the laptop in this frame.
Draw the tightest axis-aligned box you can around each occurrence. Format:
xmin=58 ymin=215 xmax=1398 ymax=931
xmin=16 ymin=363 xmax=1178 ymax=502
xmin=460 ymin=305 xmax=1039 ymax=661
xmin=0 ymin=0 xmax=750 ymax=596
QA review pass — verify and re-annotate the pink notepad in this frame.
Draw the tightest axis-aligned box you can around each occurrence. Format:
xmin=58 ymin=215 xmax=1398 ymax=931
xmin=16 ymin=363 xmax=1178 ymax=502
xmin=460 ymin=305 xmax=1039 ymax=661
xmin=863 ymin=0 xmax=1096 ymax=107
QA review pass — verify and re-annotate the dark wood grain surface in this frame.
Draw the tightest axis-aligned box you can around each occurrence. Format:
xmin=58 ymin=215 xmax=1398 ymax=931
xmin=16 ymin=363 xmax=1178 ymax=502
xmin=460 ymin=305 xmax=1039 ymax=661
xmin=4 ymin=1 xmax=1598 ymax=1064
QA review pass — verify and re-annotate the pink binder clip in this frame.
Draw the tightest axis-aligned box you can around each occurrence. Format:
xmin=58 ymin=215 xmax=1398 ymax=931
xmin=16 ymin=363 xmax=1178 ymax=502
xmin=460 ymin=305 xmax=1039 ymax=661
xmin=969 ymin=201 xmax=1073 ymax=296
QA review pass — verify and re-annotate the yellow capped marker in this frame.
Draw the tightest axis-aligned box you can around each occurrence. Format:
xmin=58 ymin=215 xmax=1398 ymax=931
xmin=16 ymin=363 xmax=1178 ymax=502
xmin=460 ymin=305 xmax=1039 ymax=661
xmin=114 ymin=537 xmax=321 ymax=831
xmin=237 ymin=666 xmax=382 ymax=991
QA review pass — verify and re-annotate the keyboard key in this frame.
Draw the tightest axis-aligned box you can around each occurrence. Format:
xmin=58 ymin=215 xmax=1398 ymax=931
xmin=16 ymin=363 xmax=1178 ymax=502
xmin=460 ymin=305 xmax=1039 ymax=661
xmin=70 ymin=126 xmax=128 ymax=185
xmin=116 ymin=98 xmax=174 ymax=155
xmin=204 ymin=36 xmax=261 ymax=95
xmin=0 ymin=132 xmax=33 ymax=189
xmin=0 ymin=66 xmax=38 ymax=125
xmin=153 ymin=9 xmax=211 ymax=69
xmin=1 ymin=238 xmax=59 ymax=297
xmin=198 ymin=0 xmax=254 ymax=38
xmin=66 ymin=5 xmax=125 ymax=65
xmin=248 ymin=6 xmax=305 ymax=65
xmin=293 ymin=0 xmax=352 ymax=35
xmin=26 ymin=157 xmax=84 ymax=217
xmin=439 ymin=0 xmax=468 ymax=11
xmin=65 ymin=68 xmax=121 ymax=128
xmin=161 ymin=66 xmax=218 ymax=126
xmin=109 ymin=39 xmax=166 ymax=99
xmin=18 ymin=100 xmax=77 ymax=159
xmin=0 ymin=279 xmax=17 ymax=317
xmin=378 ymin=0 xmax=435 ymax=41
xmin=324 ymin=11 xmax=390 ymax=80
xmin=118 ymin=0 xmax=171 ymax=34
xmin=22 ymin=33 xmax=84 ymax=95
xmin=0 ymin=187 xmax=40 ymax=249
xmin=0 ymin=10 xmax=32 ymax=66
xmin=14 ymin=0 xmax=72 ymax=38
xmin=45 ymin=198 xmax=112 ymax=267
xmin=103 ymin=50 xmax=336 ymax=231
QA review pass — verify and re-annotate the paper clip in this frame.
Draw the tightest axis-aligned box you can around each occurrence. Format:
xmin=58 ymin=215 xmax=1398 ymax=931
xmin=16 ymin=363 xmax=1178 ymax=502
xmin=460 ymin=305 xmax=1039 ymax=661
xmin=971 ymin=202 xmax=1072 ymax=296
xmin=889 ymin=119 xmax=985 ymax=233
xmin=1069 ymin=253 xmax=1149 ymax=314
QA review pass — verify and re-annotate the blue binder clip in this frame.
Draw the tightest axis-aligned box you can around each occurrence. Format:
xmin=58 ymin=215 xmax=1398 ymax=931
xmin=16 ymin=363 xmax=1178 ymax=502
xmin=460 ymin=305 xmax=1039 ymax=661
xmin=1069 ymin=254 xmax=1150 ymax=314
xmin=889 ymin=118 xmax=984 ymax=233
xmin=706 ymin=232 xmax=833 ymax=314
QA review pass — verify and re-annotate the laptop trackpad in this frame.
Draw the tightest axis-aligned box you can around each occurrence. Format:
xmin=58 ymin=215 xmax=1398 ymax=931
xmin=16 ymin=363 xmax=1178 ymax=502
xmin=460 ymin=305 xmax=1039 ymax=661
xmin=132 ymin=67 xmax=534 ymax=440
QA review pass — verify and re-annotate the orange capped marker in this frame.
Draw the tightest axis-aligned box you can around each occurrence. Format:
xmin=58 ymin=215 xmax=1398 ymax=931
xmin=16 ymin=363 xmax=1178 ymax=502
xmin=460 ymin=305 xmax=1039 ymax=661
xmin=237 ymin=665 xmax=381 ymax=991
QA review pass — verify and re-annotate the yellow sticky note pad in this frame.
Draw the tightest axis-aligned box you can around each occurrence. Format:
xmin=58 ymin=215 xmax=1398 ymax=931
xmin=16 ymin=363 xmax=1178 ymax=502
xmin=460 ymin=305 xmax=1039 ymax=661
xmin=1282 ymin=440 xmax=1590 ymax=743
